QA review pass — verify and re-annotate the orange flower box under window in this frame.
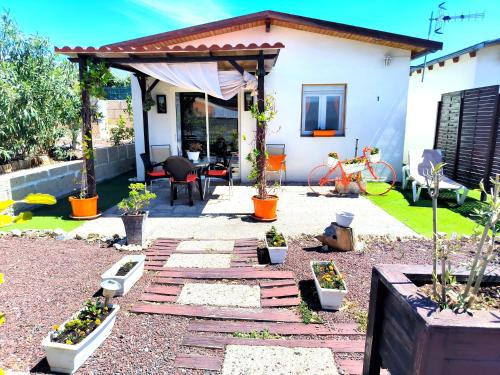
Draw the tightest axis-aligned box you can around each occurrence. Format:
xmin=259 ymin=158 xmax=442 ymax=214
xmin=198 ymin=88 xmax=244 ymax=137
xmin=313 ymin=130 xmax=336 ymax=137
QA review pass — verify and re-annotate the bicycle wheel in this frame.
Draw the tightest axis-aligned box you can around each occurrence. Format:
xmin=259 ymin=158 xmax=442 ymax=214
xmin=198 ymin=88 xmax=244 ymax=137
xmin=359 ymin=161 xmax=396 ymax=195
xmin=308 ymin=164 xmax=342 ymax=196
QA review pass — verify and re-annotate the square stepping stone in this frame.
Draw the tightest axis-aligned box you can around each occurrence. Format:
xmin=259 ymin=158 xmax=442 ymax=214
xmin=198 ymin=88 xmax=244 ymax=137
xmin=177 ymin=283 xmax=261 ymax=308
xmin=176 ymin=240 xmax=235 ymax=252
xmin=166 ymin=254 xmax=231 ymax=268
xmin=222 ymin=345 xmax=338 ymax=375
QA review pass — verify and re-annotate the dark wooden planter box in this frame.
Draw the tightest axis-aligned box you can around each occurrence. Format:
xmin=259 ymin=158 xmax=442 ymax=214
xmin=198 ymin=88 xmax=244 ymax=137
xmin=363 ymin=264 xmax=500 ymax=375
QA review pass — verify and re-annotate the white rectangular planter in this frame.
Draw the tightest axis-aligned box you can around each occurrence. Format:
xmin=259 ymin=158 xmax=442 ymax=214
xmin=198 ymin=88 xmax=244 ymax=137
xmin=310 ymin=261 xmax=347 ymax=310
xmin=343 ymin=163 xmax=365 ymax=174
xmin=265 ymin=237 xmax=288 ymax=264
xmin=42 ymin=304 xmax=120 ymax=374
xmin=367 ymin=152 xmax=381 ymax=163
xmin=101 ymin=255 xmax=146 ymax=296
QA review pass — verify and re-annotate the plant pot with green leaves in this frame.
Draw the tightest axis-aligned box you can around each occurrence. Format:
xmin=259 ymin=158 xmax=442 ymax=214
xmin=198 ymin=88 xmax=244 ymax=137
xmin=186 ymin=141 xmax=203 ymax=162
xmin=118 ymin=183 xmax=156 ymax=246
xmin=247 ymin=95 xmax=279 ymax=221
xmin=366 ymin=146 xmax=381 ymax=163
xmin=311 ymin=260 xmax=347 ymax=310
xmin=341 ymin=155 xmax=366 ymax=175
xmin=363 ymin=169 xmax=500 ymax=375
xmin=42 ymin=299 xmax=119 ymax=374
xmin=101 ymin=255 xmax=146 ymax=296
xmin=265 ymin=226 xmax=288 ymax=264
xmin=327 ymin=152 xmax=339 ymax=167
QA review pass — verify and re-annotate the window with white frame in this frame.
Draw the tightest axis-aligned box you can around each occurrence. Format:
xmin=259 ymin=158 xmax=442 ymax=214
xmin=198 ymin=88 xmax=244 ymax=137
xmin=301 ymin=84 xmax=346 ymax=136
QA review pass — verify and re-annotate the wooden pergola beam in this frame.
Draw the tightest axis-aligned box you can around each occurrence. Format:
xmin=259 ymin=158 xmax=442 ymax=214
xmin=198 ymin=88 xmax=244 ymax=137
xmin=77 ymin=55 xmax=97 ymax=198
xmin=69 ymin=53 xmax=278 ymax=65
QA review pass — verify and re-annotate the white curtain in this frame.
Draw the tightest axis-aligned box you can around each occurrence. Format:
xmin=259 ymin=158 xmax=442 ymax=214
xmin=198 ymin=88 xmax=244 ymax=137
xmin=128 ymin=62 xmax=257 ymax=100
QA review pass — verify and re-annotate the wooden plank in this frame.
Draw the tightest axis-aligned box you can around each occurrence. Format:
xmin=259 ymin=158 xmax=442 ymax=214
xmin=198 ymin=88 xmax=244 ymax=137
xmin=145 ymin=266 xmax=165 ymax=271
xmin=260 ymin=279 xmax=296 ymax=288
xmin=145 ymin=251 xmax=174 ymax=256
xmin=336 ymin=359 xmax=363 ymax=375
xmin=261 ymin=286 xmax=299 ymax=299
xmin=130 ymin=304 xmax=302 ymax=322
xmin=158 ymin=269 xmax=294 ymax=279
xmin=146 ymin=285 xmax=182 ymax=295
xmin=174 ymin=354 xmax=222 ymax=371
xmin=153 ymin=277 xmax=186 ymax=285
xmin=261 ymin=297 xmax=301 ymax=307
xmin=187 ymin=320 xmax=361 ymax=335
xmin=182 ymin=335 xmax=365 ymax=352
xmin=145 ymin=261 xmax=166 ymax=266
xmin=140 ymin=293 xmax=178 ymax=303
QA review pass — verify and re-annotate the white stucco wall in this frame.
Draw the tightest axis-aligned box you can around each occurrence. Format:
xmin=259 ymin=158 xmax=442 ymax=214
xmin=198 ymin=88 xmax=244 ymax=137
xmin=132 ymin=25 xmax=412 ymax=181
xmin=404 ymin=44 xmax=500 ymax=160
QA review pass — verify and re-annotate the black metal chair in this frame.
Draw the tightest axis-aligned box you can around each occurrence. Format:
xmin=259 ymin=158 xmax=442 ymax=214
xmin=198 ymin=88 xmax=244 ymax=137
xmin=140 ymin=153 xmax=170 ymax=187
xmin=164 ymin=156 xmax=203 ymax=206
xmin=203 ymin=152 xmax=234 ymax=198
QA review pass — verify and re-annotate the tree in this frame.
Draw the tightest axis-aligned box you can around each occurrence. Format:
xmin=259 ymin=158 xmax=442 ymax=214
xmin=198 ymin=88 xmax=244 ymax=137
xmin=0 ymin=12 xmax=81 ymax=163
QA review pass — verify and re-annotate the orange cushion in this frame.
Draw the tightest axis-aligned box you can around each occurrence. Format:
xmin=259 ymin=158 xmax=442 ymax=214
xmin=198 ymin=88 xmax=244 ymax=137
xmin=207 ymin=169 xmax=228 ymax=177
xmin=267 ymin=155 xmax=286 ymax=171
xmin=170 ymin=174 xmax=197 ymax=183
xmin=147 ymin=170 xmax=167 ymax=177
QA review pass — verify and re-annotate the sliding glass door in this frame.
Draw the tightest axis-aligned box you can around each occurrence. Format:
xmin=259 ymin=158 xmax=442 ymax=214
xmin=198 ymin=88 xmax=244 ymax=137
xmin=178 ymin=93 xmax=239 ymax=173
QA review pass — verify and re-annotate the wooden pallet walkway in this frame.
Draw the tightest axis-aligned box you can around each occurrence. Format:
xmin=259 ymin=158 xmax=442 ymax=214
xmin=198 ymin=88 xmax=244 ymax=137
xmin=131 ymin=304 xmax=302 ymax=322
xmin=187 ymin=320 xmax=362 ymax=336
xmin=158 ymin=268 xmax=295 ymax=279
xmin=173 ymin=354 xmax=223 ymax=371
xmin=182 ymin=334 xmax=365 ymax=352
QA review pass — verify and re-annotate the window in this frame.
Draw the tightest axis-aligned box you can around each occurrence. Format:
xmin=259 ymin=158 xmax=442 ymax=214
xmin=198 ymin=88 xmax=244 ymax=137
xmin=301 ymin=84 xmax=346 ymax=136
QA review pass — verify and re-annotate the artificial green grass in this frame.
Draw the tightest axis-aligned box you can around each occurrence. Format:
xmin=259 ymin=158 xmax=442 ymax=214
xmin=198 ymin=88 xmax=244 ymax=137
xmin=366 ymin=183 xmax=485 ymax=238
xmin=1 ymin=171 xmax=134 ymax=232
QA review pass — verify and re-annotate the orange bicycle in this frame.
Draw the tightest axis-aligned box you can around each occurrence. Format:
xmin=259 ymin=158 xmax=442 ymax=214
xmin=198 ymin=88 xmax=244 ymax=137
xmin=308 ymin=146 xmax=396 ymax=196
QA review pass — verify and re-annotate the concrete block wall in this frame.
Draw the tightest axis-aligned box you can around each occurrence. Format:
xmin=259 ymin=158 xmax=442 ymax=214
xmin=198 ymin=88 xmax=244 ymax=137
xmin=0 ymin=144 xmax=135 ymax=202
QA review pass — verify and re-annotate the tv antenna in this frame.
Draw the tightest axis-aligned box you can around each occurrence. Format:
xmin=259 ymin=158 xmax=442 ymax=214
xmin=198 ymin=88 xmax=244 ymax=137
xmin=421 ymin=2 xmax=484 ymax=82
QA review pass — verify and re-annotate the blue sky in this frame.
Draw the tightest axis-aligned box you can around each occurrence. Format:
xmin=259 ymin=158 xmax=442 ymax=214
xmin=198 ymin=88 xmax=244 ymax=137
xmin=1 ymin=0 xmax=498 ymax=64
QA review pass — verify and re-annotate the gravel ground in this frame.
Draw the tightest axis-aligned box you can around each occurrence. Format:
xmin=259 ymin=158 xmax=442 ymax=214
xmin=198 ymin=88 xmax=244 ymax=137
xmin=0 ymin=236 xmax=206 ymax=375
xmin=274 ymin=236 xmax=473 ymax=327
xmin=0 ymin=235 xmax=475 ymax=375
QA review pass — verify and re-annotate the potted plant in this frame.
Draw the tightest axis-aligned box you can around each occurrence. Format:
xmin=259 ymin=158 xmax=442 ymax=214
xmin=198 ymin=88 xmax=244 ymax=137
xmin=336 ymin=211 xmax=355 ymax=227
xmin=69 ymin=61 xmax=112 ymax=219
xmin=327 ymin=152 xmax=339 ymax=167
xmin=101 ymin=255 xmax=146 ymax=296
xmin=366 ymin=147 xmax=381 ymax=163
xmin=118 ymin=183 xmax=157 ymax=246
xmin=363 ymin=170 xmax=500 ymax=375
xmin=247 ymin=95 xmax=279 ymax=221
xmin=311 ymin=260 xmax=347 ymax=310
xmin=265 ymin=226 xmax=288 ymax=264
xmin=186 ymin=142 xmax=203 ymax=162
xmin=342 ymin=156 xmax=366 ymax=174
xmin=42 ymin=299 xmax=119 ymax=374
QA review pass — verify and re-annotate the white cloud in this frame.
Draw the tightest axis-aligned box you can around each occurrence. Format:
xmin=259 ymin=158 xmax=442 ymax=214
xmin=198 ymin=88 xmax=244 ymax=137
xmin=130 ymin=0 xmax=233 ymax=26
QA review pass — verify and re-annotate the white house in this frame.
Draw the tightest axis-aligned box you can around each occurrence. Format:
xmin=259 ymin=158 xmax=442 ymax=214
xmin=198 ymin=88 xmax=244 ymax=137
xmin=404 ymin=38 xmax=500 ymax=158
xmin=56 ymin=10 xmax=441 ymax=182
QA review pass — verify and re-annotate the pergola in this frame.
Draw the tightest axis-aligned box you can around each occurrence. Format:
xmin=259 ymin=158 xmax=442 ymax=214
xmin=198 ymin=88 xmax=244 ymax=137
xmin=56 ymin=43 xmax=284 ymax=197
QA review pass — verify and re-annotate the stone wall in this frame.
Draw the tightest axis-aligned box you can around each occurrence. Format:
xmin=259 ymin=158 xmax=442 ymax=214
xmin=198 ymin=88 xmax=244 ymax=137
xmin=0 ymin=144 xmax=135 ymax=202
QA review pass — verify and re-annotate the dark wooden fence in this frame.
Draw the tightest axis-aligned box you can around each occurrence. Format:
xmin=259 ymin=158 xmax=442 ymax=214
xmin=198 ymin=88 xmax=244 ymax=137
xmin=434 ymin=85 xmax=500 ymax=190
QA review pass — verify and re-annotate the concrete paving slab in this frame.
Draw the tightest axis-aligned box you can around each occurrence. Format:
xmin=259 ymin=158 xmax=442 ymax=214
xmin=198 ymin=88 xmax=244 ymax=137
xmin=177 ymin=283 xmax=260 ymax=308
xmin=177 ymin=240 xmax=234 ymax=251
xmin=222 ymin=345 xmax=338 ymax=375
xmin=165 ymin=253 xmax=232 ymax=268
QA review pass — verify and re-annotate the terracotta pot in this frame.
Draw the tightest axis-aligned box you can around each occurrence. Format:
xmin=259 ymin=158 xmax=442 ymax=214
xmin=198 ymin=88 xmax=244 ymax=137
xmin=313 ymin=129 xmax=336 ymax=137
xmin=68 ymin=195 xmax=99 ymax=218
xmin=252 ymin=195 xmax=278 ymax=220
